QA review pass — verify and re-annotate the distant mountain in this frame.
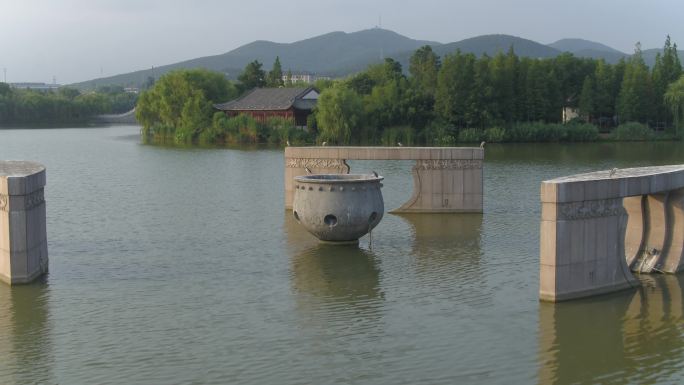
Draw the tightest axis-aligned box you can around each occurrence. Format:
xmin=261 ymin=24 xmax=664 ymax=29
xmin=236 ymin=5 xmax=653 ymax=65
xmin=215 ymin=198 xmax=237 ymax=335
xmin=548 ymin=38 xmax=624 ymax=55
xmin=71 ymin=29 xmax=684 ymax=90
xmin=388 ymin=34 xmax=562 ymax=72
xmin=70 ymin=29 xmax=438 ymax=89
xmin=433 ymin=34 xmax=561 ymax=58
xmin=548 ymin=38 xmax=628 ymax=64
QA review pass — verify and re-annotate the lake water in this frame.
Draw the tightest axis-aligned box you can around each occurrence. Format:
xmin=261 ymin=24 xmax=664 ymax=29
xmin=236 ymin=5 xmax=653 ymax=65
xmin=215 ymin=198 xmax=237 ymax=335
xmin=1 ymin=125 xmax=683 ymax=384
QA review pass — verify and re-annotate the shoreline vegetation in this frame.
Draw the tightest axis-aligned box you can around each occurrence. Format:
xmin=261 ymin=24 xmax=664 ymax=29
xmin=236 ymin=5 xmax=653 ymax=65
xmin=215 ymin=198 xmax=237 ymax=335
xmin=138 ymin=36 xmax=684 ymax=146
xmin=0 ymin=83 xmax=137 ymax=125
xmin=4 ymin=37 xmax=683 ymax=145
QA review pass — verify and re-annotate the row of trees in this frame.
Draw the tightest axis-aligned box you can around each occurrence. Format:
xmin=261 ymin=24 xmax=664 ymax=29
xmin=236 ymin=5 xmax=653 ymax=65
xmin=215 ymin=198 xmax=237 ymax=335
xmin=0 ymin=83 xmax=137 ymax=125
xmin=136 ymin=36 xmax=684 ymax=145
xmin=314 ymin=37 xmax=684 ymax=144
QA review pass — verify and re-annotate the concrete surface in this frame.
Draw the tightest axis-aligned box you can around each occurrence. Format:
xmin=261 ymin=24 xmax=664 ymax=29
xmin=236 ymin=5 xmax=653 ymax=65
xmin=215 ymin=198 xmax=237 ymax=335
xmin=284 ymin=147 xmax=483 ymax=213
xmin=0 ymin=161 xmax=48 ymax=284
xmin=540 ymin=165 xmax=684 ymax=302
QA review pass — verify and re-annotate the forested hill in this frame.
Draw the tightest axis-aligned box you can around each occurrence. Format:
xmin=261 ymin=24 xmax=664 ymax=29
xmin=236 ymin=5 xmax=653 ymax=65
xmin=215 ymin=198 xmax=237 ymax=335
xmin=71 ymin=28 xmax=684 ymax=89
xmin=70 ymin=29 xmax=437 ymax=90
xmin=549 ymin=38 xmax=625 ymax=55
xmin=436 ymin=34 xmax=561 ymax=58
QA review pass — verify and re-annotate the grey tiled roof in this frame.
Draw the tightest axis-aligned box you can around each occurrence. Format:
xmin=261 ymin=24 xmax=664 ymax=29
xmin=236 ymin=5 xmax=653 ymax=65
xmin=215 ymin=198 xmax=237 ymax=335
xmin=214 ymin=87 xmax=316 ymax=111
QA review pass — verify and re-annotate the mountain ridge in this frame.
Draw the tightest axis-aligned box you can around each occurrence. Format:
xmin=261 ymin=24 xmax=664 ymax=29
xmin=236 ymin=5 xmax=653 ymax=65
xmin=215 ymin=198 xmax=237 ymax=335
xmin=70 ymin=29 xmax=684 ymax=89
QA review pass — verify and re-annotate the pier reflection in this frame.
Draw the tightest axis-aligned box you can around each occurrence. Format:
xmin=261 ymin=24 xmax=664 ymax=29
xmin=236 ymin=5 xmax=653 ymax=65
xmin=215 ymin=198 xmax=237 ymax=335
xmin=0 ymin=279 xmax=52 ymax=384
xmin=538 ymin=274 xmax=684 ymax=385
xmin=398 ymin=213 xmax=486 ymax=304
xmin=398 ymin=213 xmax=483 ymax=258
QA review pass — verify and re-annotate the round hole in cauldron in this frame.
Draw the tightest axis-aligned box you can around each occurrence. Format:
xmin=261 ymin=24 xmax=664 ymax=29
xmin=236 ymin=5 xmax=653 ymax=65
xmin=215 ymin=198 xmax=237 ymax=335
xmin=324 ymin=214 xmax=338 ymax=227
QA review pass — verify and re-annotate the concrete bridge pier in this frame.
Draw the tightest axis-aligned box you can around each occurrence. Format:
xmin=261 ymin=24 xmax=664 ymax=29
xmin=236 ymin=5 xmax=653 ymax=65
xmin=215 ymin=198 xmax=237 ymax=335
xmin=0 ymin=161 xmax=48 ymax=285
xmin=284 ymin=147 xmax=483 ymax=213
xmin=540 ymin=165 xmax=684 ymax=302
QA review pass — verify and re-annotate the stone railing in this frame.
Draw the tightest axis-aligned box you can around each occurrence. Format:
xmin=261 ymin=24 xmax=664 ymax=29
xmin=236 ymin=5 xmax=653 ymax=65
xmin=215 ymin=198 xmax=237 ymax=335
xmin=284 ymin=147 xmax=483 ymax=213
xmin=540 ymin=165 xmax=684 ymax=301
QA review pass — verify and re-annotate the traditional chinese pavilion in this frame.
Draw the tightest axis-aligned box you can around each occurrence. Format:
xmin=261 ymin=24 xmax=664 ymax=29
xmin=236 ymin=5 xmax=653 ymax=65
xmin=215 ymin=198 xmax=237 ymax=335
xmin=214 ymin=87 xmax=319 ymax=127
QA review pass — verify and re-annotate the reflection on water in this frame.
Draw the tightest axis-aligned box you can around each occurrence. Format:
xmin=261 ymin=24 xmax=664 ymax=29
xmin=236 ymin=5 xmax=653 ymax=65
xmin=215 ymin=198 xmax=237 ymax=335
xmin=291 ymin=244 xmax=382 ymax=303
xmin=284 ymin=212 xmax=382 ymax=309
xmin=486 ymin=142 xmax=684 ymax=167
xmin=398 ymin=213 xmax=488 ymax=305
xmin=0 ymin=279 xmax=52 ymax=384
xmin=3 ymin=126 xmax=684 ymax=383
xmin=539 ymin=274 xmax=684 ymax=385
xmin=399 ymin=213 xmax=483 ymax=258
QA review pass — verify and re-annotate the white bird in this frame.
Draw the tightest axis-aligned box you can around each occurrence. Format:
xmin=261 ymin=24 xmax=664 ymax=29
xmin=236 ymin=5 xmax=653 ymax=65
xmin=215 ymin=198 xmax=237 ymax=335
xmin=609 ymin=168 xmax=618 ymax=178
xmin=480 ymin=141 xmax=486 ymax=148
xmin=397 ymin=142 xmax=403 ymax=147
xmin=286 ymin=140 xmax=290 ymax=146
xmin=305 ymin=167 xmax=312 ymax=174
xmin=322 ymin=141 xmax=327 ymax=146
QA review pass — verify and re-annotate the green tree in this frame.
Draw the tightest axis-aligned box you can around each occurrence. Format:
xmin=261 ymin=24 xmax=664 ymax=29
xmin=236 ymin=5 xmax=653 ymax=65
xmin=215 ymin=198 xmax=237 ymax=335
xmin=593 ymin=60 xmax=615 ymax=119
xmin=315 ymin=85 xmax=364 ymax=144
xmin=435 ymin=51 xmax=476 ymax=128
xmin=267 ymin=56 xmax=284 ymax=87
xmin=346 ymin=72 xmax=375 ymax=95
xmin=238 ymin=60 xmax=266 ymax=91
xmin=135 ymin=69 xmax=237 ymax=142
xmin=579 ymin=75 xmax=596 ymax=120
xmin=652 ymin=35 xmax=683 ymax=124
xmin=618 ymin=43 xmax=655 ymax=123
xmin=409 ymin=45 xmax=440 ymax=95
xmin=665 ymin=75 xmax=684 ymax=134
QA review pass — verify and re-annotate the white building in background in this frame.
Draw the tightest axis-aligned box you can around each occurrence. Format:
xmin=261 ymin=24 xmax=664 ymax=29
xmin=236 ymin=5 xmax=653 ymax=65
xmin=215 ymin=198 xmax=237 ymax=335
xmin=562 ymin=107 xmax=580 ymax=123
xmin=282 ymin=73 xmax=331 ymax=84
xmin=10 ymin=82 xmax=61 ymax=92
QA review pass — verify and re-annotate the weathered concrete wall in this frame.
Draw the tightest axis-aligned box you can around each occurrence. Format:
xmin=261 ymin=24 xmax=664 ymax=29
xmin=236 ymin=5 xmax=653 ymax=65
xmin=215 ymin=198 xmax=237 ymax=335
xmin=284 ymin=147 xmax=483 ymax=213
xmin=540 ymin=165 xmax=684 ymax=302
xmin=0 ymin=161 xmax=48 ymax=285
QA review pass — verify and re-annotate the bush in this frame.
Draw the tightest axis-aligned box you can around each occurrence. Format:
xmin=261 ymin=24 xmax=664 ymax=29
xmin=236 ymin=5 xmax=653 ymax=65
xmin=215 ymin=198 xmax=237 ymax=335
xmin=565 ymin=123 xmax=599 ymax=142
xmin=506 ymin=122 xmax=565 ymax=142
xmin=484 ymin=127 xmax=506 ymax=142
xmin=381 ymin=125 xmax=416 ymax=146
xmin=610 ymin=122 xmax=654 ymax=141
xmin=457 ymin=128 xmax=484 ymax=143
xmin=421 ymin=119 xmax=457 ymax=145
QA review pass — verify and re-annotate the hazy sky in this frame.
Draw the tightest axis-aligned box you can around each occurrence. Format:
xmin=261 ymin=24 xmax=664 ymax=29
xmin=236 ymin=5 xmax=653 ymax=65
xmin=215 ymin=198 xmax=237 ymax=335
xmin=1 ymin=0 xmax=682 ymax=84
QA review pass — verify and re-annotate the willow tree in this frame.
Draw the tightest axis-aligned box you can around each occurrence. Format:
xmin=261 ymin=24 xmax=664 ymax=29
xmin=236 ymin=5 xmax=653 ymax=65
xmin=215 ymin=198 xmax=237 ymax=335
xmin=315 ymin=85 xmax=363 ymax=144
xmin=665 ymin=75 xmax=684 ymax=135
xmin=136 ymin=69 xmax=237 ymax=143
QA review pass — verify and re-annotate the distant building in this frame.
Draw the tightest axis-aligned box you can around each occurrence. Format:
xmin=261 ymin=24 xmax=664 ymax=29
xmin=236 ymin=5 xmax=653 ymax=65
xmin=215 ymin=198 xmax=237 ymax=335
xmin=562 ymin=94 xmax=580 ymax=123
xmin=124 ymin=87 xmax=139 ymax=94
xmin=10 ymin=82 xmax=61 ymax=92
xmin=282 ymin=73 xmax=331 ymax=84
xmin=214 ymin=87 xmax=318 ymax=127
xmin=562 ymin=107 xmax=580 ymax=123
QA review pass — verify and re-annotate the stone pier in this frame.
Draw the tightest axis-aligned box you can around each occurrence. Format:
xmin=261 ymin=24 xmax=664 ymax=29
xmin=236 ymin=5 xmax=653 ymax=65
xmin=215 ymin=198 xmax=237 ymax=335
xmin=284 ymin=147 xmax=483 ymax=213
xmin=540 ymin=165 xmax=684 ymax=302
xmin=0 ymin=161 xmax=48 ymax=285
